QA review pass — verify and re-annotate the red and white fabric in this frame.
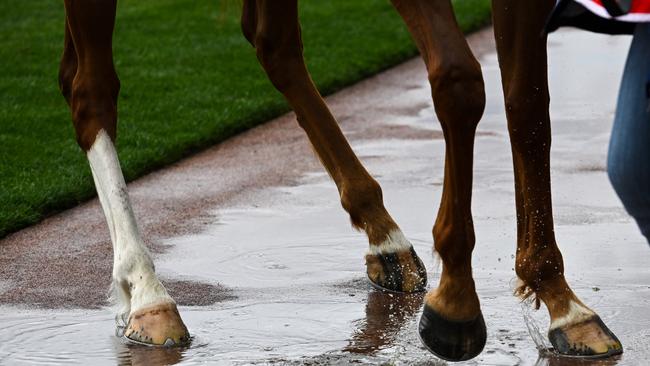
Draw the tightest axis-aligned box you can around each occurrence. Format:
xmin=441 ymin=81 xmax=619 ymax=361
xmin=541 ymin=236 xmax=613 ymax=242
xmin=546 ymin=0 xmax=650 ymax=34
xmin=576 ymin=0 xmax=650 ymax=22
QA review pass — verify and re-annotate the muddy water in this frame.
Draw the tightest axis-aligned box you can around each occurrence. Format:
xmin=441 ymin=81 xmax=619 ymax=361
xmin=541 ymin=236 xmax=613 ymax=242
xmin=2 ymin=29 xmax=650 ymax=365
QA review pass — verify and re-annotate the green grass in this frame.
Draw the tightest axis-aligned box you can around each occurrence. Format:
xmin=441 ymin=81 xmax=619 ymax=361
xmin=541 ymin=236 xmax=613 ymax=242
xmin=0 ymin=0 xmax=491 ymax=238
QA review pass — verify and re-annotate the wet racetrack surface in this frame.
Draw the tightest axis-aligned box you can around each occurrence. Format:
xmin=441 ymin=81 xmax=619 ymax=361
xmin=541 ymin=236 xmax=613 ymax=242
xmin=1 ymin=28 xmax=649 ymax=365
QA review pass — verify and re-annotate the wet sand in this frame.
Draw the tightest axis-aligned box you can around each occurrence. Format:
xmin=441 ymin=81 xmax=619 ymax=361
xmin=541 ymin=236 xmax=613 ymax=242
xmin=1 ymin=28 xmax=649 ymax=365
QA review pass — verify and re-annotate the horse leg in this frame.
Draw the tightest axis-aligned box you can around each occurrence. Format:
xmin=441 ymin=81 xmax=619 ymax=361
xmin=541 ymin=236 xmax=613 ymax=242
xmin=492 ymin=0 xmax=622 ymax=357
xmin=391 ymin=0 xmax=486 ymax=361
xmin=241 ymin=0 xmax=427 ymax=293
xmin=59 ymin=18 xmax=76 ymax=106
xmin=60 ymin=0 xmax=189 ymax=346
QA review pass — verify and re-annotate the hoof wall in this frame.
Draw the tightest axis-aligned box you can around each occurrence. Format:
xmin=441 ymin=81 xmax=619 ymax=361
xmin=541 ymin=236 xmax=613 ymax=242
xmin=418 ymin=305 xmax=486 ymax=361
xmin=124 ymin=302 xmax=190 ymax=347
xmin=366 ymin=247 xmax=427 ymax=293
xmin=548 ymin=315 xmax=622 ymax=358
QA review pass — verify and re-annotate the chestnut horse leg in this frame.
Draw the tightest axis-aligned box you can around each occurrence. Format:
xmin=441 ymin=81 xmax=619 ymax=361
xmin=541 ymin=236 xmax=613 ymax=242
xmin=492 ymin=0 xmax=622 ymax=357
xmin=391 ymin=0 xmax=486 ymax=361
xmin=241 ymin=0 xmax=427 ymax=293
xmin=58 ymin=18 xmax=76 ymax=106
xmin=60 ymin=0 xmax=189 ymax=346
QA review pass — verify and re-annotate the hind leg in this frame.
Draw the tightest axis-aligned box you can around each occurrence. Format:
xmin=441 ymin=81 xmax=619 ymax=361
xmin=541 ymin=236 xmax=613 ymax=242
xmin=492 ymin=0 xmax=622 ymax=357
xmin=242 ymin=0 xmax=427 ymax=293
xmin=60 ymin=0 xmax=189 ymax=346
xmin=391 ymin=0 xmax=486 ymax=361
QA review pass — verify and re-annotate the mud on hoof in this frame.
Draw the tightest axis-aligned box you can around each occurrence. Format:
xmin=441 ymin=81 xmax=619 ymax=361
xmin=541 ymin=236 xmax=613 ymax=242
xmin=366 ymin=246 xmax=427 ymax=293
xmin=123 ymin=302 xmax=190 ymax=347
xmin=548 ymin=315 xmax=622 ymax=358
xmin=418 ymin=304 xmax=486 ymax=362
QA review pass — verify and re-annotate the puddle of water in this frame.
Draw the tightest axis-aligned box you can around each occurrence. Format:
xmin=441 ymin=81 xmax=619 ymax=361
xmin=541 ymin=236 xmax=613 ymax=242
xmin=0 ymin=292 xmax=535 ymax=366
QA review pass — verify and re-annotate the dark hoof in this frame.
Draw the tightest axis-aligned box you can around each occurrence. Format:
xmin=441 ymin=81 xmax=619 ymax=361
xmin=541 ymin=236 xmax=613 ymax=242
xmin=366 ymin=247 xmax=427 ymax=293
xmin=418 ymin=304 xmax=486 ymax=361
xmin=548 ymin=315 xmax=623 ymax=358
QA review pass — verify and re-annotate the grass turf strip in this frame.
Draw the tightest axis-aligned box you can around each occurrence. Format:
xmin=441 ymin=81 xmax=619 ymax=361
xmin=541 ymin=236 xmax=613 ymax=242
xmin=0 ymin=0 xmax=491 ymax=238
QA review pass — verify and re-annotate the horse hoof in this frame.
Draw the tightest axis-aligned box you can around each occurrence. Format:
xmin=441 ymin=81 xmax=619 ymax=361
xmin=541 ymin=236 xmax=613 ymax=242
xmin=548 ymin=315 xmax=622 ymax=358
xmin=366 ymin=247 xmax=427 ymax=293
xmin=124 ymin=302 xmax=190 ymax=346
xmin=418 ymin=304 xmax=486 ymax=361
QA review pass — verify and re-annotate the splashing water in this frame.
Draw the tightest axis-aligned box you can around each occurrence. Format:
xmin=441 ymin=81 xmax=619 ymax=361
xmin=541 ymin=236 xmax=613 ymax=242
xmin=509 ymin=277 xmax=556 ymax=358
xmin=115 ymin=313 xmax=127 ymax=338
xmin=520 ymin=296 xmax=554 ymax=357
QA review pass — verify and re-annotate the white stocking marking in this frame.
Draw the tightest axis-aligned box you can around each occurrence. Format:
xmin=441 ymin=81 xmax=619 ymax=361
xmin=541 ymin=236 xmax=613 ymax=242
xmin=87 ymin=130 xmax=173 ymax=318
xmin=549 ymin=300 xmax=595 ymax=330
xmin=367 ymin=229 xmax=413 ymax=256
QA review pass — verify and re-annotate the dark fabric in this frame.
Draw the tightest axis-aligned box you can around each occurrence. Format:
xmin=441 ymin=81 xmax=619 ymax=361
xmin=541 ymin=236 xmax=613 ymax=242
xmin=601 ymin=0 xmax=633 ymax=16
xmin=546 ymin=0 xmax=637 ymax=34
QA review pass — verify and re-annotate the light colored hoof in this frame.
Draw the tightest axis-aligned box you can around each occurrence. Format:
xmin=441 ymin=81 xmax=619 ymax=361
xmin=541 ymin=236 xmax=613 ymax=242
xmin=548 ymin=315 xmax=622 ymax=358
xmin=124 ymin=302 xmax=190 ymax=347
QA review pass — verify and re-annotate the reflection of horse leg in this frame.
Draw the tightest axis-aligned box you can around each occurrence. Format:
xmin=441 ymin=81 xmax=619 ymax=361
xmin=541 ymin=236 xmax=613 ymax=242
xmin=344 ymin=292 xmax=424 ymax=354
xmin=112 ymin=337 xmax=183 ymax=366
xmin=492 ymin=0 xmax=621 ymax=357
xmin=391 ymin=0 xmax=486 ymax=361
xmin=244 ymin=0 xmax=427 ymax=293
xmin=62 ymin=0 xmax=189 ymax=346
